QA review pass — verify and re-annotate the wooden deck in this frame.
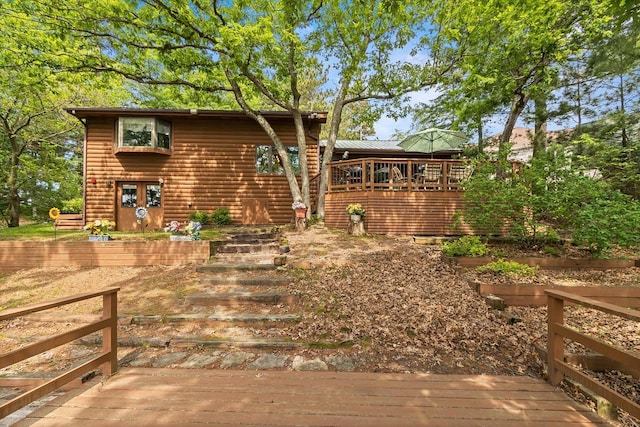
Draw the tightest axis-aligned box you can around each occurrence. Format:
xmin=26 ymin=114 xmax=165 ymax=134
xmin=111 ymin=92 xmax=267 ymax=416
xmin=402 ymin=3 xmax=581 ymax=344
xmin=12 ymin=368 xmax=608 ymax=426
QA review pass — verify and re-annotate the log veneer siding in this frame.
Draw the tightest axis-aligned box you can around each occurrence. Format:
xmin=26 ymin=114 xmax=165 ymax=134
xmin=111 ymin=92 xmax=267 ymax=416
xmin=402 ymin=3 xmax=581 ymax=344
xmin=80 ymin=112 xmax=321 ymax=229
xmin=324 ymin=190 xmax=471 ymax=235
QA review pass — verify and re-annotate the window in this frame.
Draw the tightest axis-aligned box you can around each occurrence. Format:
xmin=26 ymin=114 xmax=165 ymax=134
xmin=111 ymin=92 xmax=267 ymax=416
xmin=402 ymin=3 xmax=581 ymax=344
xmin=117 ymin=117 xmax=171 ymax=151
xmin=121 ymin=184 xmax=137 ymax=207
xmin=146 ymin=184 xmax=161 ymax=207
xmin=256 ymin=145 xmax=299 ymax=174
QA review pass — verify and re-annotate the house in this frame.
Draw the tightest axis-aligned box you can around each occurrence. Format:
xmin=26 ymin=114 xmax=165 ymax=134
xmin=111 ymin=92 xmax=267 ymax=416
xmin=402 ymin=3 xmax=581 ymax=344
xmin=485 ymin=127 xmax=573 ymax=162
xmin=320 ymin=139 xmax=462 ymax=162
xmin=65 ymin=108 xmax=327 ymax=231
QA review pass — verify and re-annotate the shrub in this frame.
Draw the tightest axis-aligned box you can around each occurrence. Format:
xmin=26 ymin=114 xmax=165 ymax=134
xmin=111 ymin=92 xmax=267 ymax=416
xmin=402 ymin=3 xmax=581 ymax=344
xmin=441 ymin=236 xmax=489 ymax=257
xmin=188 ymin=210 xmax=210 ymax=225
xmin=210 ymin=207 xmax=232 ymax=225
xmin=476 ymin=259 xmax=538 ymax=276
xmin=572 ymin=190 xmax=640 ymax=256
xmin=61 ymin=198 xmax=83 ymax=214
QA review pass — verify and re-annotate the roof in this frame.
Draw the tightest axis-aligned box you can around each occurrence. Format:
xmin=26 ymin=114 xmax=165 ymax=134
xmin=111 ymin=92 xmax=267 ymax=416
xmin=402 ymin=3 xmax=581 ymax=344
xmin=486 ymin=127 xmax=573 ymax=151
xmin=319 ymin=139 xmax=404 ymax=151
xmin=65 ymin=107 xmax=328 ymax=122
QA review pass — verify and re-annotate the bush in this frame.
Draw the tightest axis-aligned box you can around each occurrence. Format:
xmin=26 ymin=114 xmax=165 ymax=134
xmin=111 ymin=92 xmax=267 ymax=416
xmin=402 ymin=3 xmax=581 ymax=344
xmin=441 ymin=236 xmax=489 ymax=257
xmin=61 ymin=198 xmax=83 ymax=214
xmin=210 ymin=207 xmax=232 ymax=225
xmin=572 ymin=190 xmax=640 ymax=256
xmin=476 ymin=259 xmax=538 ymax=276
xmin=188 ymin=210 xmax=210 ymax=225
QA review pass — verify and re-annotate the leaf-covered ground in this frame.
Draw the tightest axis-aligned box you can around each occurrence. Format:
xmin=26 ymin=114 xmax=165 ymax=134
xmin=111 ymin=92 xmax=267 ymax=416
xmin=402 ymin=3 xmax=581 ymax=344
xmin=286 ymin=247 xmax=545 ymax=376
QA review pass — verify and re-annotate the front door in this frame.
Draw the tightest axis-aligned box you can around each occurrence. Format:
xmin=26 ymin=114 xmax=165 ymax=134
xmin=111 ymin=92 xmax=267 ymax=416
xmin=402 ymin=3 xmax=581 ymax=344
xmin=117 ymin=182 xmax=164 ymax=231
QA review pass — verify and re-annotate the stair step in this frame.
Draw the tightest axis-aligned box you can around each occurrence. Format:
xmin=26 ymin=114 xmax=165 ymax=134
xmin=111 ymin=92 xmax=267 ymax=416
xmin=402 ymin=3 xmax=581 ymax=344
xmin=196 ymin=263 xmax=277 ymax=272
xmin=171 ymin=337 xmax=304 ymax=350
xmin=79 ymin=336 xmax=304 ymax=350
xmin=216 ymin=242 xmax=281 ymax=254
xmin=130 ymin=313 xmax=300 ymax=324
xmin=229 ymin=233 xmax=279 ymax=243
xmin=197 ymin=276 xmax=290 ymax=287
xmin=186 ymin=292 xmax=298 ymax=306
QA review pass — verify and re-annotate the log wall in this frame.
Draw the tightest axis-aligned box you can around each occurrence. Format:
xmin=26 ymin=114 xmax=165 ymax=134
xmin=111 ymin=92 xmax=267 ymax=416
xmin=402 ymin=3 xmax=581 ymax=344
xmin=325 ymin=190 xmax=470 ymax=235
xmin=0 ymin=241 xmax=210 ymax=273
xmin=83 ymin=114 xmax=320 ymax=228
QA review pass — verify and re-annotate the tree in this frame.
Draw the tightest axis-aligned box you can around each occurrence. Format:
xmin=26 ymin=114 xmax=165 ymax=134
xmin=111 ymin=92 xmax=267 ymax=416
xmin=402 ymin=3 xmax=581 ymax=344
xmin=424 ymin=0 xmax=611 ymax=157
xmin=22 ymin=0 xmax=447 ymax=218
xmin=1 ymin=4 xmax=131 ymax=226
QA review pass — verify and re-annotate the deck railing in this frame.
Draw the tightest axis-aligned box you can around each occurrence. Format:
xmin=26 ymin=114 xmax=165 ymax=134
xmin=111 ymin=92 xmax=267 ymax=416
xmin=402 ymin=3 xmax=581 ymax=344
xmin=328 ymin=158 xmax=473 ymax=193
xmin=546 ymin=289 xmax=640 ymax=419
xmin=0 ymin=287 xmax=119 ymax=418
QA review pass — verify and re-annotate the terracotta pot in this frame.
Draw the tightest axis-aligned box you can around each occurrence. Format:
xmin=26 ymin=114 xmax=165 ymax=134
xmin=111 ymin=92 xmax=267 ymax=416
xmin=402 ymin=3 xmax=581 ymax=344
xmin=295 ymin=208 xmax=307 ymax=218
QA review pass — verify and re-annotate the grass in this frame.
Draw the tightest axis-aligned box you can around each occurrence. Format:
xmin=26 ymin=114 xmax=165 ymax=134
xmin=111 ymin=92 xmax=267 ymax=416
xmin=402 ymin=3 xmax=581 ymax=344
xmin=0 ymin=222 xmax=223 ymax=241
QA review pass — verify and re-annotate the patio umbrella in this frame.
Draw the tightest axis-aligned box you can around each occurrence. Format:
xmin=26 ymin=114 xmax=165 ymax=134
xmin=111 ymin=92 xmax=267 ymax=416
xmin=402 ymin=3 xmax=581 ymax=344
xmin=397 ymin=128 xmax=468 ymax=154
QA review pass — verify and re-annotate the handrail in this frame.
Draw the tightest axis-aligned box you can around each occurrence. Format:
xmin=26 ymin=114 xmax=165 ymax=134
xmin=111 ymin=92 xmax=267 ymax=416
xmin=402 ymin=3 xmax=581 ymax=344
xmin=0 ymin=287 xmax=119 ymax=419
xmin=327 ymin=157 xmax=522 ymax=194
xmin=546 ymin=289 xmax=640 ymax=419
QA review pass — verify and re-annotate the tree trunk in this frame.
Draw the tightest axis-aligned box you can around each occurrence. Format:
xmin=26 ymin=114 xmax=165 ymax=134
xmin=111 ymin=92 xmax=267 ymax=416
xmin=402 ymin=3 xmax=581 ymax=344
xmin=500 ymin=92 xmax=529 ymax=153
xmin=532 ymin=96 xmax=547 ymax=159
xmin=8 ymin=137 xmax=21 ymax=227
xmin=292 ymin=111 xmax=311 ymax=216
xmin=316 ymin=81 xmax=348 ymax=218
xmin=476 ymin=113 xmax=484 ymax=153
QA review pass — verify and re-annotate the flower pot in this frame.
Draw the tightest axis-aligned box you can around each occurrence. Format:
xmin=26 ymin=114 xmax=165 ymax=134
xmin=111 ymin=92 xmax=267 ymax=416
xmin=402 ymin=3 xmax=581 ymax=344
xmin=350 ymin=214 xmax=362 ymax=223
xmin=295 ymin=208 xmax=307 ymax=218
xmin=88 ymin=235 xmax=110 ymax=242
xmin=170 ymin=235 xmax=192 ymax=241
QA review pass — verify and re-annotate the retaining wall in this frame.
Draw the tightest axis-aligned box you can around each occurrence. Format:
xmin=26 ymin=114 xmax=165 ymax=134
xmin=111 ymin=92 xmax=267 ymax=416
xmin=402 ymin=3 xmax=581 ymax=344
xmin=0 ymin=241 xmax=211 ymax=273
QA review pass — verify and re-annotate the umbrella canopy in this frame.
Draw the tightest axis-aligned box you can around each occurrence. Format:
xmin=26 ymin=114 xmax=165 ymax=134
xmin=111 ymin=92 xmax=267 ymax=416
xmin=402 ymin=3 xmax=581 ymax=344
xmin=397 ymin=128 xmax=468 ymax=153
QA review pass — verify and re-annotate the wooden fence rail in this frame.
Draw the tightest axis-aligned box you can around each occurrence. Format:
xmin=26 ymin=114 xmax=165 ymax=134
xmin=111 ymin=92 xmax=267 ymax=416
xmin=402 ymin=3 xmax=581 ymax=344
xmin=546 ymin=289 xmax=640 ymax=419
xmin=0 ymin=287 xmax=119 ymax=419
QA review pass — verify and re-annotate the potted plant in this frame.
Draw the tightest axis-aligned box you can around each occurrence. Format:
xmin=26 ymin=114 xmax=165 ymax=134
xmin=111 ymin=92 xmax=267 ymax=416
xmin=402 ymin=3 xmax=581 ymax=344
xmin=292 ymin=201 xmax=307 ymax=218
xmin=84 ymin=219 xmax=115 ymax=241
xmin=165 ymin=220 xmax=202 ymax=241
xmin=346 ymin=203 xmax=365 ymax=222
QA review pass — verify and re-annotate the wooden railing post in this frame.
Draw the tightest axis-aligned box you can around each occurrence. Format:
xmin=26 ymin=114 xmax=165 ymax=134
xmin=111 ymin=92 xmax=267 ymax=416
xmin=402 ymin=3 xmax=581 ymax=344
xmin=547 ymin=294 xmax=564 ymax=386
xmin=103 ymin=291 xmax=118 ymax=377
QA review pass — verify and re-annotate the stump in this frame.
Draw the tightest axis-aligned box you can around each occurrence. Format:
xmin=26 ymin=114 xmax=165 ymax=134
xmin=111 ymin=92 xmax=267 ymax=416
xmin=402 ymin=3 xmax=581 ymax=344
xmin=295 ymin=217 xmax=306 ymax=232
xmin=348 ymin=219 xmax=365 ymax=236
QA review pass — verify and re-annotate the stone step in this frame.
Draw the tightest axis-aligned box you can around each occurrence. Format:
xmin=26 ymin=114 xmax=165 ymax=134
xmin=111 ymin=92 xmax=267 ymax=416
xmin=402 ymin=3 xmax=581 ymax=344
xmin=216 ymin=242 xmax=281 ymax=254
xmin=228 ymin=233 xmax=279 ymax=243
xmin=130 ymin=313 xmax=300 ymax=324
xmin=196 ymin=262 xmax=277 ymax=273
xmin=197 ymin=276 xmax=290 ymax=287
xmin=79 ymin=336 xmax=304 ymax=350
xmin=186 ymin=292 xmax=298 ymax=306
xmin=171 ymin=337 xmax=303 ymax=350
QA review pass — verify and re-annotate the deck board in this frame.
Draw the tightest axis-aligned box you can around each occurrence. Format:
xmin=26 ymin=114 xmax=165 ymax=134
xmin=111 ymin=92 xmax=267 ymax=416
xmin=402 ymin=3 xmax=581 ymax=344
xmin=13 ymin=369 xmax=608 ymax=426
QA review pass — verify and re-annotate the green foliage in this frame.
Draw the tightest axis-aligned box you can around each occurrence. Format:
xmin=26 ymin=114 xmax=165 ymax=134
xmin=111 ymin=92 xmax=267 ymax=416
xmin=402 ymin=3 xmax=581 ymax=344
xmin=188 ymin=210 xmax=210 ymax=225
xmin=476 ymin=259 xmax=538 ymax=277
xmin=572 ymin=190 xmax=640 ymax=256
xmin=61 ymin=198 xmax=83 ymax=214
xmin=459 ymin=146 xmax=640 ymax=255
xmin=441 ymin=236 xmax=489 ymax=257
xmin=210 ymin=208 xmax=232 ymax=226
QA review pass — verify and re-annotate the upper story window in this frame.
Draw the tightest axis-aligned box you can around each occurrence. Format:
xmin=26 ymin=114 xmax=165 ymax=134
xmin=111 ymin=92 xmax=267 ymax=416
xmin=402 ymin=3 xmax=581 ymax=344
xmin=256 ymin=145 xmax=299 ymax=175
xmin=116 ymin=117 xmax=172 ymax=154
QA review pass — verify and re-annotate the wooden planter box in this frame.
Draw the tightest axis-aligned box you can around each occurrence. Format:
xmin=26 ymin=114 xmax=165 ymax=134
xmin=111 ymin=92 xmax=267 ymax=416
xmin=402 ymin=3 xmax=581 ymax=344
xmin=0 ymin=241 xmax=210 ymax=273
xmin=444 ymin=255 xmax=639 ymax=270
xmin=468 ymin=280 xmax=640 ymax=308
